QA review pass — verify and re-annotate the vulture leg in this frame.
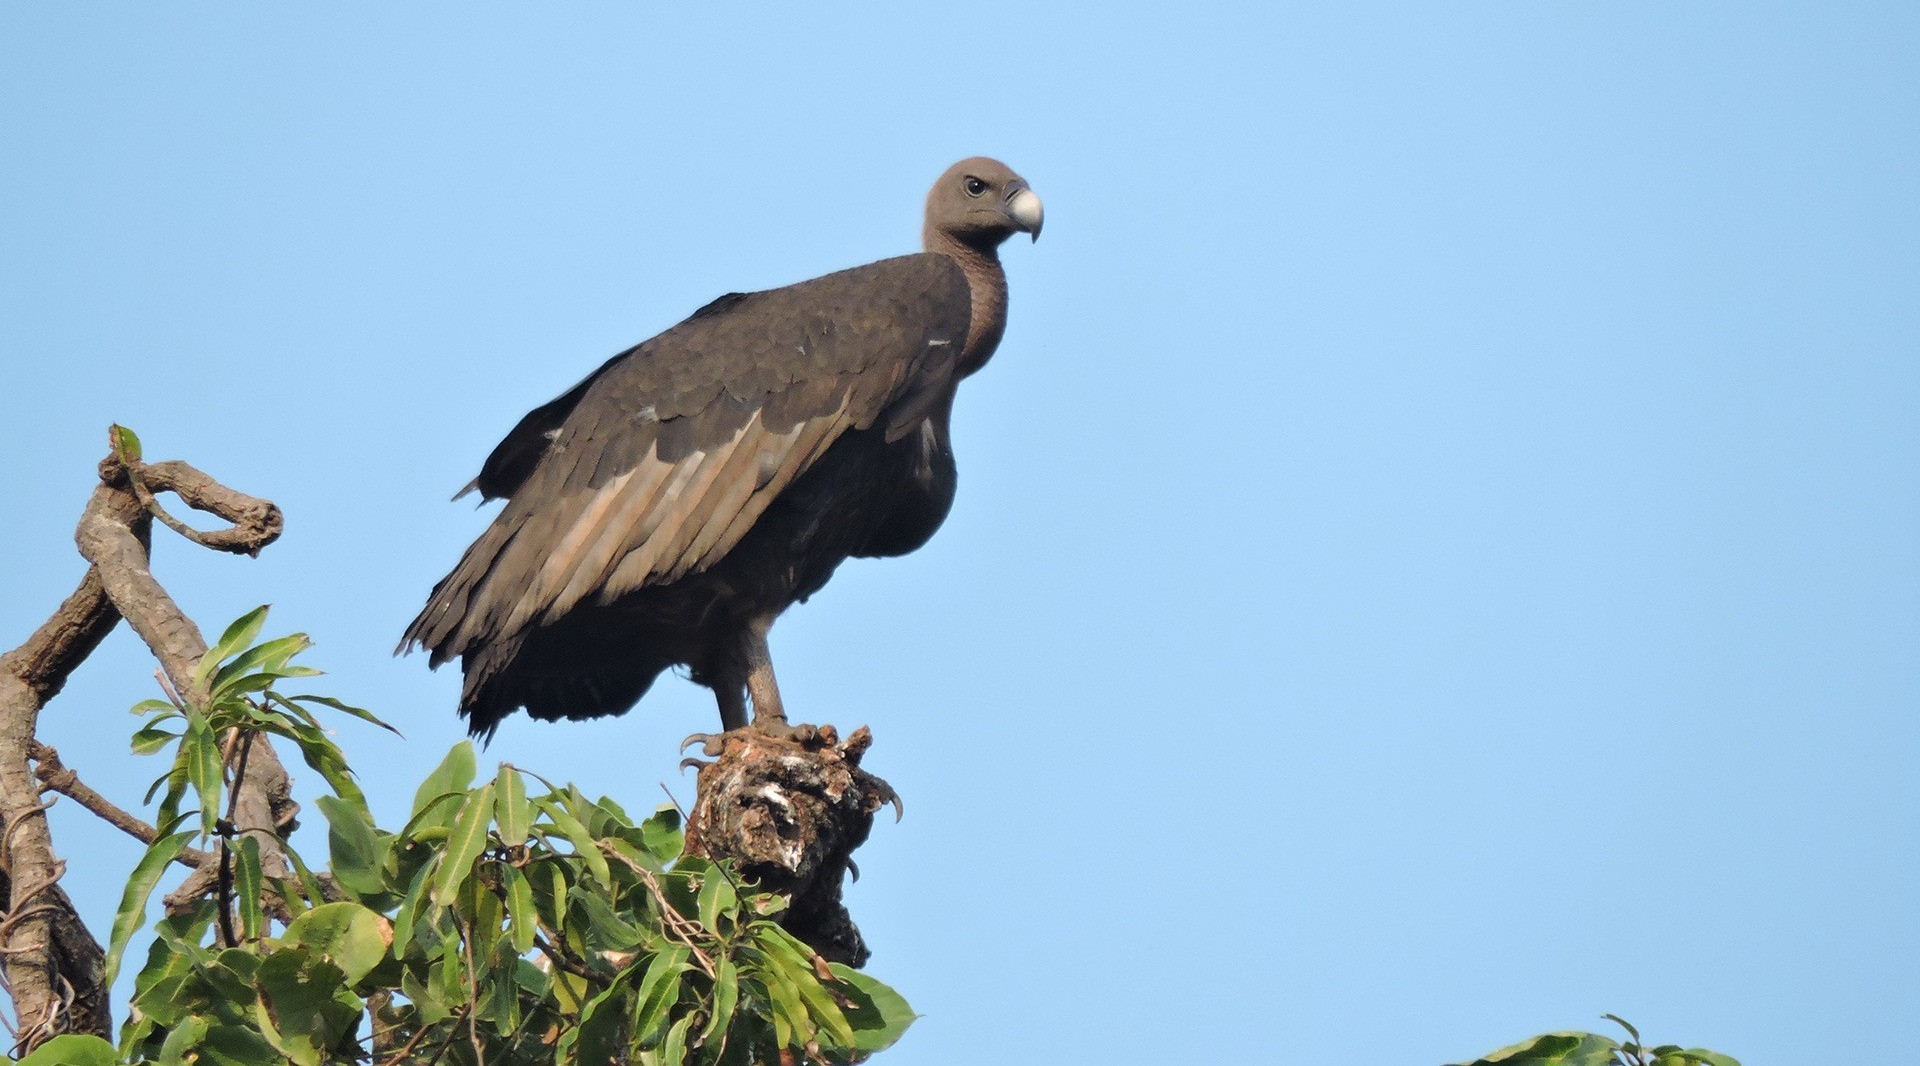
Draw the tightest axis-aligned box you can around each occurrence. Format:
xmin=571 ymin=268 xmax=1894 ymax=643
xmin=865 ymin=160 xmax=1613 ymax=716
xmin=680 ymin=615 xmax=802 ymax=757
xmin=740 ymin=613 xmax=789 ymax=728
xmin=714 ymin=679 xmax=749 ymax=733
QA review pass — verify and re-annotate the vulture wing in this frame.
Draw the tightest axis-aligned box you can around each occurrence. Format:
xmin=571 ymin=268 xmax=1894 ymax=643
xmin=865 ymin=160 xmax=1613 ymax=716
xmin=403 ymin=253 xmax=971 ymax=665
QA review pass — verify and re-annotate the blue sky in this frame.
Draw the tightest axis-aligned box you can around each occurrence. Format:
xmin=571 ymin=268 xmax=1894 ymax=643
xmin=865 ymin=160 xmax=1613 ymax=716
xmin=3 ymin=4 xmax=1915 ymax=1063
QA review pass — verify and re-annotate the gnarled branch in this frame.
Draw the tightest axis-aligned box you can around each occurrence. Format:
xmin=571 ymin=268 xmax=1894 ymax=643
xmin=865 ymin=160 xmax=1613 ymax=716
xmin=0 ymin=434 xmax=287 ymax=1051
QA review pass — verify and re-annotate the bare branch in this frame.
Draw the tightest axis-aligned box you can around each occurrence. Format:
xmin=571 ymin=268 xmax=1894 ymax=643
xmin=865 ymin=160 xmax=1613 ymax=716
xmin=0 ymin=437 xmax=286 ymax=1050
xmin=28 ymin=743 xmax=214 ymax=869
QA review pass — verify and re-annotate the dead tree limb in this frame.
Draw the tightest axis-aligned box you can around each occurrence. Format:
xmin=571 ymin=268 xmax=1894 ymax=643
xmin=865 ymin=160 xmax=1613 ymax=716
xmin=683 ymin=724 xmax=897 ymax=967
xmin=0 ymin=436 xmax=286 ymax=1050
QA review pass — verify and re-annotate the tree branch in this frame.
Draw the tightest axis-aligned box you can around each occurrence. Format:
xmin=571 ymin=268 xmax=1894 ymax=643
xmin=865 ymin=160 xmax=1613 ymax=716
xmin=0 ymin=436 xmax=286 ymax=1051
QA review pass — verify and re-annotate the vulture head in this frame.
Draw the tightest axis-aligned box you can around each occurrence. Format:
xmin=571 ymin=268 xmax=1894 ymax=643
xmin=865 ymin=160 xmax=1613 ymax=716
xmin=923 ymin=156 xmax=1044 ymax=251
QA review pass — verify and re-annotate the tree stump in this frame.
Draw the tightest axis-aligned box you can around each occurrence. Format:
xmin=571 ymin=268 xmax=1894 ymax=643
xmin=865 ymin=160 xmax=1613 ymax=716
xmin=682 ymin=724 xmax=896 ymax=967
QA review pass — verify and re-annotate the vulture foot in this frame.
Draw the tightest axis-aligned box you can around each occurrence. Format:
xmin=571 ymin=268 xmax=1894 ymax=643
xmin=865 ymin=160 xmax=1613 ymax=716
xmin=679 ymin=717 xmax=819 ymax=758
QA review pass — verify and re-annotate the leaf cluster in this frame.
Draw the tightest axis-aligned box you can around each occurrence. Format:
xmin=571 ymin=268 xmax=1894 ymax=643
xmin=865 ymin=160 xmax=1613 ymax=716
xmin=1451 ymin=1016 xmax=1740 ymax=1066
xmin=41 ymin=609 xmax=915 ymax=1065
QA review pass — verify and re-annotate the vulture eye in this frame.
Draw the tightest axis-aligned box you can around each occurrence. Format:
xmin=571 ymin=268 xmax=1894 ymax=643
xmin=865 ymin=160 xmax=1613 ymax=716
xmin=963 ymin=176 xmax=988 ymax=197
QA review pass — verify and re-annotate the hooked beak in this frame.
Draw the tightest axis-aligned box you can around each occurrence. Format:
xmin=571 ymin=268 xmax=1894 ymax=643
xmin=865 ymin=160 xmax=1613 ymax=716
xmin=1007 ymin=186 xmax=1044 ymax=242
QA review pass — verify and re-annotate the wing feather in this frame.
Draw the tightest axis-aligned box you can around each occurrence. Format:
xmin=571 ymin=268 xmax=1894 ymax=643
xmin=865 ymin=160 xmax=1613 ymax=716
xmin=407 ymin=253 xmax=973 ymax=662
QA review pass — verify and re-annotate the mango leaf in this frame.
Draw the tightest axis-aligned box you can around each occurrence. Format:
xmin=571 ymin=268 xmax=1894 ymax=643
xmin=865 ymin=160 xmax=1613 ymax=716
xmin=657 ymin=1013 xmax=693 ymax=1065
xmin=1449 ymin=1032 xmax=1621 ymax=1066
xmin=210 ymin=633 xmax=312 ymax=696
xmin=828 ymin=962 xmax=918 ymax=1054
xmin=390 ymin=860 xmax=436 ymax=955
xmin=485 ymin=934 xmax=522 ymax=1033
xmin=696 ymin=867 xmax=737 ymax=933
xmin=316 ymin=794 xmax=386 ymax=898
xmin=106 ymin=827 xmax=194 ymax=987
xmin=640 ymin=804 xmax=684 ymax=862
xmin=412 ymin=741 xmax=476 ymax=818
xmin=573 ymin=887 xmax=645 ymax=951
xmin=572 ymin=967 xmax=636 ymax=1066
xmin=282 ymin=901 xmax=393 ymax=984
xmin=197 ymin=605 xmax=270 ymax=687
xmin=131 ymin=722 xmax=181 ymax=755
xmin=495 ymin=763 xmax=530 ymax=844
xmin=285 ymin=692 xmax=400 ymax=735
xmin=432 ymin=782 xmax=495 ymax=906
xmin=630 ymin=944 xmax=692 ymax=1046
xmin=17 ymin=1033 xmax=118 ymax=1065
xmin=197 ymin=1023 xmax=284 ymax=1066
xmin=182 ymin=711 xmax=223 ymax=840
xmin=253 ymin=948 xmax=361 ymax=1066
xmin=756 ymin=926 xmax=852 ymax=1049
xmin=537 ymin=796 xmax=611 ymax=887
xmin=701 ymin=957 xmax=739 ymax=1050
xmin=502 ymin=863 xmax=539 ymax=954
xmin=156 ymin=1014 xmax=211 ymax=1065
xmin=109 ymin=423 xmax=143 ymax=462
xmin=234 ymin=835 xmax=263 ymax=941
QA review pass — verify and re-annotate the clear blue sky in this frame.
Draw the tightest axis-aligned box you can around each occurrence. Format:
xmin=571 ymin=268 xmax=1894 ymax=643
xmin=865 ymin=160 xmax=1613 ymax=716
xmin=3 ymin=5 xmax=1914 ymax=1063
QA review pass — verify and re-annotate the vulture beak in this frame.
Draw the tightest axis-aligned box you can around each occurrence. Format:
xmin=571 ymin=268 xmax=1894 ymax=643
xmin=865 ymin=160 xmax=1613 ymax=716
xmin=1007 ymin=186 xmax=1044 ymax=242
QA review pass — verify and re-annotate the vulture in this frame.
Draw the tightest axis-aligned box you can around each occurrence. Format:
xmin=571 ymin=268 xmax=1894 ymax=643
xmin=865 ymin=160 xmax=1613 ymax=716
xmin=402 ymin=157 xmax=1043 ymax=742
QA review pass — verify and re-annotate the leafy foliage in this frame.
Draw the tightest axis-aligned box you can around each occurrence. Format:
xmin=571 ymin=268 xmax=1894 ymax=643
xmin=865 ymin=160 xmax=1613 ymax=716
xmin=87 ymin=608 xmax=916 ymax=1065
xmin=1449 ymin=1016 xmax=1740 ymax=1066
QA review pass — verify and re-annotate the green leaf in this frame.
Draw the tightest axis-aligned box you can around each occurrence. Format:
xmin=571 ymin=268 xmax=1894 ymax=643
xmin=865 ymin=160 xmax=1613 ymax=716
xmin=156 ymin=1014 xmax=211 ymax=1066
xmin=1662 ymin=1053 xmax=1743 ymax=1066
xmin=657 ymin=1012 xmax=693 ymax=1065
xmin=701 ymin=957 xmax=738 ymax=1050
xmin=696 ymin=870 xmax=737 ymax=933
xmin=234 ymin=835 xmax=263 ymax=941
xmin=630 ymin=944 xmax=692 ymax=1045
xmin=131 ymin=723 xmax=181 ymax=755
xmin=538 ymin=796 xmax=611 ymax=887
xmin=640 ymin=804 xmax=684 ymax=862
xmin=573 ymin=967 xmax=636 ymax=1066
xmin=279 ymin=836 xmax=331 ymax=914
xmin=198 ymin=1022 xmax=283 ymax=1066
xmin=390 ymin=859 xmax=436 ymax=955
xmin=495 ymin=763 xmax=530 ymax=844
xmin=574 ymin=887 xmax=645 ymax=951
xmin=435 ymin=926 xmax=464 ymax=1007
xmin=412 ymin=741 xmax=476 ymax=818
xmin=502 ymin=863 xmax=539 ymax=954
xmin=282 ymin=901 xmax=393 ymax=984
xmin=253 ymin=947 xmax=362 ymax=1065
xmin=827 ymin=962 xmax=918 ymax=1054
xmin=756 ymin=926 xmax=852 ymax=1049
xmin=486 ymin=934 xmax=523 ymax=1033
xmin=18 ymin=1033 xmax=118 ymax=1066
xmin=316 ymin=794 xmax=387 ymax=898
xmin=211 ymin=633 xmax=312 ymax=696
xmin=286 ymin=692 xmax=400 ymax=735
xmin=183 ymin=711 xmax=223 ymax=840
xmin=1450 ymin=1031 xmax=1621 ymax=1066
xmin=432 ymin=782 xmax=495 ymax=906
xmin=106 ymin=829 xmax=195 ymax=987
xmin=198 ymin=605 xmax=271 ymax=687
xmin=109 ymin=423 xmax=143 ymax=462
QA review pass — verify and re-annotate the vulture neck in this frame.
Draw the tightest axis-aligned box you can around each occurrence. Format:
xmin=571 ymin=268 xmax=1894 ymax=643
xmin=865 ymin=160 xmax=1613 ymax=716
xmin=925 ymin=232 xmax=1008 ymax=377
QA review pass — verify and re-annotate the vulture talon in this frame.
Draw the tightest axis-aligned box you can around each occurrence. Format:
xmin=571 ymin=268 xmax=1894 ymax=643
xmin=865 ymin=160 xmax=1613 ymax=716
xmin=678 ymin=757 xmax=710 ymax=773
xmin=679 ymin=732 xmax=726 ymax=757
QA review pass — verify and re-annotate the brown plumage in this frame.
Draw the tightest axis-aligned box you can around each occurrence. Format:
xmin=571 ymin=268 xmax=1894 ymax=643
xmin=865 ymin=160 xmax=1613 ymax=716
xmin=402 ymin=158 xmax=1043 ymax=740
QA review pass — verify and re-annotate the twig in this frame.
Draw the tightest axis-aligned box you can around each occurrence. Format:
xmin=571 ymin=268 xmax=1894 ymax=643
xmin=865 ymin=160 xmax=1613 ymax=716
xmin=28 ymin=742 xmax=214 ymax=868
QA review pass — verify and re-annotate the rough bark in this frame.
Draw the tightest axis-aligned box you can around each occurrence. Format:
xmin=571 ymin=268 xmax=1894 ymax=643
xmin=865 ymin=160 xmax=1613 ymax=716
xmin=682 ymin=724 xmax=896 ymax=967
xmin=0 ymin=440 xmax=286 ymax=1051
